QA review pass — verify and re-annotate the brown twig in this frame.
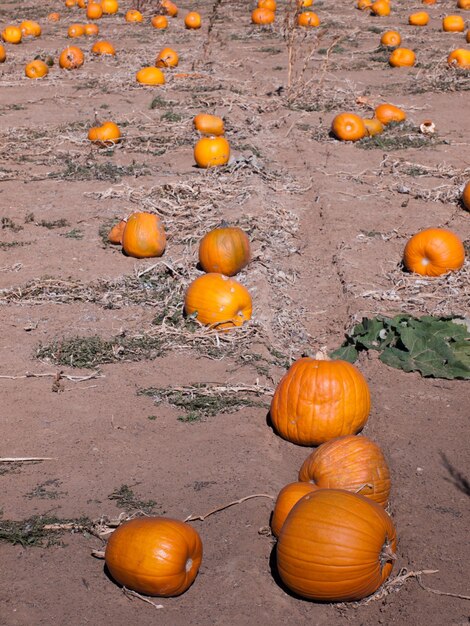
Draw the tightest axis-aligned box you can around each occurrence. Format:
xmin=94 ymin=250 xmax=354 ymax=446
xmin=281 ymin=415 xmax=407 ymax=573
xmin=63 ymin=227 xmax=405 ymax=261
xmin=122 ymin=587 xmax=164 ymax=609
xmin=0 ymin=457 xmax=55 ymax=462
xmin=184 ymin=494 xmax=274 ymax=522
xmin=0 ymin=371 xmax=103 ymax=382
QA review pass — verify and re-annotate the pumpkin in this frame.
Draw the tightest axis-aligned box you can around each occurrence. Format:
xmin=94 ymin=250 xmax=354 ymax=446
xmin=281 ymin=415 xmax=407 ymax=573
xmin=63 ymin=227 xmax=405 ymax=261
xmin=185 ymin=12 xmax=201 ymax=29
xmin=357 ymin=0 xmax=372 ymax=10
xmin=151 ymin=15 xmax=168 ymax=29
xmin=298 ymin=0 xmax=313 ymax=6
xmin=408 ymin=12 xmax=429 ymax=26
xmin=270 ymin=482 xmax=319 ymax=537
xmin=299 ymin=435 xmax=391 ymax=506
xmin=270 ymin=354 xmax=370 ymax=446
xmin=258 ymin=0 xmax=277 ymax=10
xmin=331 ymin=113 xmax=366 ymax=142
xmin=87 ymin=2 xmax=103 ymax=19
xmin=48 ymin=12 xmax=61 ymax=21
xmin=122 ymin=212 xmax=166 ymax=259
xmin=193 ymin=114 xmax=225 ymax=136
xmin=0 ymin=45 xmax=5 ymax=62
xmin=25 ymin=60 xmax=49 ymax=79
xmin=184 ymin=273 xmax=252 ymax=330
xmin=88 ymin=121 xmax=121 ymax=144
xmin=65 ymin=0 xmax=77 ymax=6
xmin=77 ymin=0 xmax=86 ymax=7
xmin=251 ymin=8 xmax=275 ymax=24
xmin=84 ymin=23 xmax=99 ymax=36
xmin=105 ymin=517 xmax=202 ymax=597
xmin=403 ymin=228 xmax=465 ymax=276
xmin=68 ymin=24 xmax=85 ymax=38
xmin=380 ymin=30 xmax=401 ymax=47
xmin=136 ymin=67 xmax=165 ymax=85
xmin=156 ymin=47 xmax=179 ymax=68
xmin=462 ymin=181 xmax=470 ymax=210
xmin=370 ymin=0 xmax=391 ymax=16
xmin=448 ymin=48 xmax=470 ymax=67
xmin=92 ymin=40 xmax=115 ymax=55
xmin=125 ymin=9 xmax=143 ymax=22
xmin=422 ymin=0 xmax=436 ymax=4
xmin=457 ymin=0 xmax=470 ymax=7
xmin=276 ymin=489 xmax=397 ymax=602
xmin=101 ymin=0 xmax=119 ymax=14
xmin=108 ymin=219 xmax=127 ymax=244
xmin=363 ymin=117 xmax=384 ymax=136
xmin=161 ymin=0 xmax=179 ymax=17
xmin=194 ymin=137 xmax=230 ymax=168
xmin=389 ymin=48 xmax=415 ymax=67
xmin=467 ymin=30 xmax=470 ymax=43
xmin=442 ymin=16 xmax=465 ymax=32
xmin=297 ymin=11 xmax=320 ymax=27
xmin=2 ymin=26 xmax=22 ymax=44
xmin=374 ymin=103 xmax=406 ymax=124
xmin=59 ymin=46 xmax=85 ymax=69
xmin=20 ymin=21 xmax=41 ymax=37
xmin=199 ymin=226 xmax=251 ymax=276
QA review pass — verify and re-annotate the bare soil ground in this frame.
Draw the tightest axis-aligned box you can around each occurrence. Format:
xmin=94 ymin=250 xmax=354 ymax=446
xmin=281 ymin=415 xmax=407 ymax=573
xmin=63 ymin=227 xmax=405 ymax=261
xmin=0 ymin=0 xmax=469 ymax=625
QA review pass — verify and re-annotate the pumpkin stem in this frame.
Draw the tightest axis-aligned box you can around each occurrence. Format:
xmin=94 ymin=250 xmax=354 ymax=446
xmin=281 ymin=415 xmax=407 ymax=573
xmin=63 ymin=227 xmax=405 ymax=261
xmin=314 ymin=347 xmax=331 ymax=361
xmin=379 ymin=540 xmax=397 ymax=568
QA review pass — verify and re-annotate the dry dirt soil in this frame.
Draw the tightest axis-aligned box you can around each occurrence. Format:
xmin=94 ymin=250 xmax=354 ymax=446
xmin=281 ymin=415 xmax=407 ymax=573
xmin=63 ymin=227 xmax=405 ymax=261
xmin=0 ymin=0 xmax=469 ymax=625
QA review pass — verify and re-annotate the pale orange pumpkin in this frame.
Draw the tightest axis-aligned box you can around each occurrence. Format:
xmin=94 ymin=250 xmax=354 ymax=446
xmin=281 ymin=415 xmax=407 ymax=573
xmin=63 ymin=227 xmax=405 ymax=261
xmin=298 ymin=435 xmax=391 ymax=506
xmin=20 ymin=21 xmax=41 ymax=37
xmin=380 ymin=30 xmax=401 ymax=47
xmin=198 ymin=227 xmax=251 ymax=276
xmin=88 ymin=121 xmax=121 ymax=144
xmin=184 ymin=273 xmax=252 ymax=330
xmin=47 ymin=12 xmax=61 ymax=21
xmin=374 ymin=103 xmax=406 ymax=125
xmin=107 ymin=219 xmax=127 ymax=244
xmin=194 ymin=137 xmax=230 ymax=168
xmin=2 ymin=26 xmax=22 ymax=44
xmin=403 ymin=228 xmax=465 ymax=276
xmin=156 ymin=47 xmax=178 ymax=67
xmin=270 ymin=482 xmax=319 ymax=537
xmin=59 ymin=46 xmax=85 ymax=69
xmin=443 ymin=16 xmax=465 ymax=32
xmin=151 ymin=15 xmax=168 ymax=29
xmin=193 ymin=114 xmax=225 ymax=136
xmin=161 ymin=0 xmax=178 ymax=17
xmin=184 ymin=12 xmax=201 ymax=29
xmin=408 ymin=11 xmax=429 ymax=26
xmin=276 ymin=489 xmax=397 ymax=601
xmin=125 ymin=9 xmax=143 ymax=22
xmin=84 ymin=23 xmax=99 ymax=36
xmin=101 ymin=0 xmax=119 ymax=14
xmin=331 ymin=113 xmax=366 ymax=142
xmin=105 ymin=517 xmax=202 ymax=597
xmin=136 ymin=67 xmax=165 ymax=85
xmin=370 ymin=0 xmax=391 ymax=16
xmin=91 ymin=40 xmax=115 ymax=55
xmin=389 ymin=47 xmax=415 ymax=67
xmin=25 ymin=59 xmax=49 ymax=79
xmin=122 ymin=212 xmax=166 ymax=258
xmin=363 ymin=117 xmax=384 ymax=136
xmin=251 ymin=8 xmax=275 ymax=24
xmin=297 ymin=11 xmax=320 ymax=27
xmin=68 ymin=23 xmax=85 ymax=38
xmin=447 ymin=48 xmax=470 ymax=67
xmin=270 ymin=354 xmax=370 ymax=446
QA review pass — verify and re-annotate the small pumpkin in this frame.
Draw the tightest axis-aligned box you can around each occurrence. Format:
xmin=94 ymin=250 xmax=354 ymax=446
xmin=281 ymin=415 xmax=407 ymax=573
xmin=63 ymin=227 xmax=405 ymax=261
xmin=25 ymin=59 xmax=49 ymax=79
xmin=363 ymin=117 xmax=384 ymax=136
xmin=374 ymin=103 xmax=406 ymax=125
xmin=122 ymin=212 xmax=166 ymax=259
xmin=447 ymin=48 xmax=470 ymax=67
xmin=161 ymin=0 xmax=179 ymax=17
xmin=20 ymin=21 xmax=41 ymax=37
xmin=270 ymin=482 xmax=319 ymax=537
xmin=467 ymin=30 xmax=470 ymax=43
xmin=0 ymin=44 xmax=6 ymax=62
xmin=65 ymin=0 xmax=78 ymax=6
xmin=108 ymin=219 xmax=127 ymax=244
xmin=2 ymin=26 xmax=22 ymax=44
xmin=193 ymin=114 xmax=225 ymax=136
xmin=194 ymin=136 xmax=230 ymax=168
xmin=403 ymin=228 xmax=465 ymax=276
xmin=422 ymin=0 xmax=436 ymax=4
xmin=298 ymin=0 xmax=313 ymax=6
xmin=184 ymin=273 xmax=252 ymax=330
xmin=270 ymin=353 xmax=370 ymax=446
xmin=91 ymin=40 xmax=115 ymax=55
xmin=125 ymin=9 xmax=143 ymax=22
xmin=258 ymin=0 xmax=277 ymax=10
xmin=276 ymin=489 xmax=397 ymax=602
xmin=151 ymin=15 xmax=168 ymax=29
xmin=48 ymin=12 xmax=61 ymax=21
xmin=370 ymin=0 xmax=391 ymax=16
xmin=442 ymin=16 xmax=465 ymax=32
xmin=105 ymin=517 xmax=203 ymax=597
xmin=357 ymin=0 xmax=372 ymax=10
xmin=59 ymin=46 xmax=85 ymax=69
xmin=462 ymin=180 xmax=470 ymax=210
xmin=389 ymin=47 xmax=415 ymax=67
xmin=156 ymin=47 xmax=178 ymax=67
xmin=101 ymin=0 xmax=119 ymax=14
xmin=199 ymin=226 xmax=251 ymax=276
xmin=297 ymin=11 xmax=320 ymax=27
xmin=136 ymin=66 xmax=165 ymax=85
xmin=408 ymin=11 xmax=429 ymax=26
xmin=298 ymin=435 xmax=391 ymax=507
xmin=380 ymin=30 xmax=401 ymax=47
xmin=185 ymin=12 xmax=201 ymax=29
xmin=84 ymin=23 xmax=99 ymax=36
xmin=68 ymin=24 xmax=85 ymax=38
xmin=457 ymin=0 xmax=470 ymax=7
xmin=331 ymin=113 xmax=366 ymax=142
xmin=88 ymin=121 xmax=121 ymax=144
xmin=87 ymin=2 xmax=103 ymax=19
xmin=251 ymin=8 xmax=275 ymax=24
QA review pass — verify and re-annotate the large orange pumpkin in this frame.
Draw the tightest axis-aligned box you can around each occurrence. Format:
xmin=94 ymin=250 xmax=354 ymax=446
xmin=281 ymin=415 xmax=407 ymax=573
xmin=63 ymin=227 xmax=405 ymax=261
xmin=270 ymin=482 xmax=319 ymax=537
xmin=136 ymin=67 xmax=165 ymax=85
xmin=87 ymin=2 xmax=103 ymax=19
xmin=88 ymin=121 xmax=121 ymax=144
xmin=184 ymin=273 xmax=252 ymax=330
xmin=184 ymin=12 xmax=201 ymax=29
xmin=251 ymin=8 xmax=275 ymax=24
xmin=374 ymin=103 xmax=406 ymax=125
xmin=59 ymin=46 xmax=85 ymax=69
xmin=121 ymin=212 xmax=166 ymax=258
xmin=20 ymin=21 xmax=41 ymax=37
xmin=297 ymin=11 xmax=320 ymax=27
xmin=403 ymin=228 xmax=465 ymax=276
xmin=105 ymin=517 xmax=202 ymax=597
xmin=389 ymin=48 xmax=416 ymax=67
xmin=91 ymin=40 xmax=115 ymax=55
xmin=198 ymin=226 xmax=251 ymax=276
xmin=84 ymin=23 xmax=100 ymax=36
xmin=125 ymin=9 xmax=143 ymax=22
xmin=193 ymin=114 xmax=225 ymax=136
xmin=447 ymin=48 xmax=470 ymax=68
xmin=298 ymin=435 xmax=391 ymax=506
xmin=331 ymin=113 xmax=366 ymax=141
xmin=68 ymin=24 xmax=85 ymax=38
xmin=408 ymin=11 xmax=429 ymax=26
xmin=270 ymin=355 xmax=370 ymax=446
xmin=161 ymin=0 xmax=178 ymax=17
xmin=2 ymin=26 xmax=22 ymax=44
xmin=152 ymin=15 xmax=168 ymax=29
xmin=370 ymin=0 xmax=391 ymax=16
xmin=258 ymin=0 xmax=277 ymax=10
xmin=25 ymin=60 xmax=49 ymax=79
xmin=276 ymin=489 xmax=397 ymax=601
xmin=194 ymin=137 xmax=230 ymax=168
xmin=442 ymin=15 xmax=465 ymax=32
xmin=101 ymin=0 xmax=119 ymax=14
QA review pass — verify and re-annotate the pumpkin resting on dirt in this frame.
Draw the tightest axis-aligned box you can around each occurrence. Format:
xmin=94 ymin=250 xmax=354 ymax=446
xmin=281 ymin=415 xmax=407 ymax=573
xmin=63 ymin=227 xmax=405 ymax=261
xmin=462 ymin=180 xmax=470 ymax=210
xmin=194 ymin=137 xmax=230 ymax=168
xmin=20 ymin=21 xmax=41 ymax=37
xmin=374 ymin=103 xmax=406 ymax=124
xmin=91 ymin=40 xmax=115 ymax=55
xmin=2 ymin=26 xmax=22 ymax=44
xmin=156 ymin=47 xmax=179 ymax=67
xmin=447 ymin=48 xmax=470 ymax=67
xmin=59 ymin=46 xmax=85 ymax=69
xmin=297 ymin=11 xmax=320 ymax=27
xmin=403 ymin=228 xmax=465 ymax=276
xmin=363 ymin=117 xmax=384 ymax=136
xmin=442 ymin=16 xmax=465 ymax=32
xmin=380 ymin=30 xmax=401 ymax=47
xmin=25 ymin=60 xmax=49 ymax=79
xmin=185 ymin=12 xmax=201 ymax=29
xmin=270 ymin=354 xmax=371 ymax=446
xmin=0 ymin=45 xmax=5 ymax=62
xmin=251 ymin=8 xmax=275 ymax=24
xmin=101 ymin=0 xmax=119 ymax=14
xmin=184 ymin=273 xmax=252 ymax=330
xmin=193 ymin=114 xmax=225 ymax=136
xmin=389 ymin=47 xmax=416 ymax=67
xmin=105 ymin=517 xmax=203 ymax=597
xmin=88 ymin=121 xmax=121 ymax=144
xmin=125 ymin=10 xmax=143 ymax=22
xmin=151 ymin=15 xmax=168 ymax=29
xmin=198 ymin=226 xmax=251 ymax=276
xmin=107 ymin=219 xmax=127 ymax=244
xmin=298 ymin=435 xmax=391 ymax=506
xmin=121 ymin=212 xmax=167 ymax=258
xmin=136 ymin=67 xmax=165 ymax=85
xmin=276 ymin=489 xmax=397 ymax=602
xmin=270 ymin=482 xmax=319 ymax=537
xmin=331 ymin=113 xmax=366 ymax=141
xmin=408 ymin=12 xmax=429 ymax=26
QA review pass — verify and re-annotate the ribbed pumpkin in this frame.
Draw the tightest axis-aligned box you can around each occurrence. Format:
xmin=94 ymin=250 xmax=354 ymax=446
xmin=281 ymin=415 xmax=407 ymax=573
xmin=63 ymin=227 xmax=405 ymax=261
xmin=276 ymin=489 xmax=397 ymax=602
xmin=198 ymin=227 xmax=251 ymax=276
xmin=270 ymin=482 xmax=319 ymax=537
xmin=121 ymin=212 xmax=166 ymax=258
xmin=298 ymin=435 xmax=391 ymax=506
xmin=403 ymin=228 xmax=465 ymax=276
xmin=193 ymin=114 xmax=225 ymax=136
xmin=105 ymin=517 xmax=203 ymax=597
xmin=331 ymin=113 xmax=366 ymax=142
xmin=270 ymin=354 xmax=370 ymax=446
xmin=184 ymin=273 xmax=252 ymax=330
xmin=88 ymin=121 xmax=120 ymax=144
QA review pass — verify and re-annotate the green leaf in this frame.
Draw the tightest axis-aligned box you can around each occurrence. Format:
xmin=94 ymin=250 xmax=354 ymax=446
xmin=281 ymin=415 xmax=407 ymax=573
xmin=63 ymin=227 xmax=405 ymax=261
xmin=330 ymin=344 xmax=358 ymax=362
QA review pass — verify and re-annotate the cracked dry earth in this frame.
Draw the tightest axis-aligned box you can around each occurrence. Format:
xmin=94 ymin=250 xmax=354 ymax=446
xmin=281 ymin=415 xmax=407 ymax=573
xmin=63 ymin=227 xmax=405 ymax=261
xmin=0 ymin=0 xmax=469 ymax=625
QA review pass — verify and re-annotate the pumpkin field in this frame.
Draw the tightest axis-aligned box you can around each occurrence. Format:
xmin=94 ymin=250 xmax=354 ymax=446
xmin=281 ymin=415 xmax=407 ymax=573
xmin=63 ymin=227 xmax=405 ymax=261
xmin=1 ymin=0 xmax=469 ymax=623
